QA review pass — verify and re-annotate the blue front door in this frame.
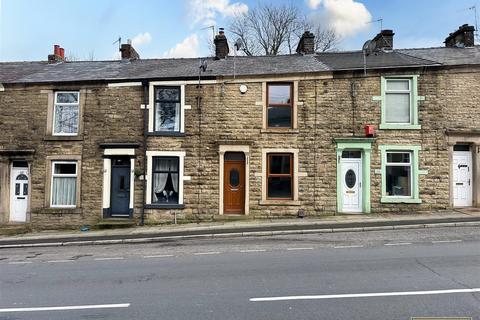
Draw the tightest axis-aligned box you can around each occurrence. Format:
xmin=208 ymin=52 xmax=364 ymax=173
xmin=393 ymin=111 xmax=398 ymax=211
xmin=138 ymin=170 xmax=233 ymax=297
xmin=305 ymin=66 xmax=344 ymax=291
xmin=110 ymin=157 xmax=131 ymax=217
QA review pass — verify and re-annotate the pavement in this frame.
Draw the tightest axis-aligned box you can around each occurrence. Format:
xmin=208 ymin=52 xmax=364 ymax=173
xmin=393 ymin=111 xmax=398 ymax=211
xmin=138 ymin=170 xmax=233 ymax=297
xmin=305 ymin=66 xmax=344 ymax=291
xmin=1 ymin=208 xmax=480 ymax=248
xmin=1 ymin=226 xmax=479 ymax=319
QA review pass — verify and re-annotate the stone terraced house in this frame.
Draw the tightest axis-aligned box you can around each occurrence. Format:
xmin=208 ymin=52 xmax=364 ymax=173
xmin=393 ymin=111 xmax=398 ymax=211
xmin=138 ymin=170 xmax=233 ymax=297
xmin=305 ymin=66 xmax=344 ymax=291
xmin=1 ymin=25 xmax=480 ymax=229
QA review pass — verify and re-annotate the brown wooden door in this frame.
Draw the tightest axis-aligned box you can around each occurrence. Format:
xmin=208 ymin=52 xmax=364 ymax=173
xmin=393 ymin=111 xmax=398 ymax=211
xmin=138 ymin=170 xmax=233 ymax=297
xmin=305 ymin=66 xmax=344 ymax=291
xmin=224 ymin=160 xmax=245 ymax=214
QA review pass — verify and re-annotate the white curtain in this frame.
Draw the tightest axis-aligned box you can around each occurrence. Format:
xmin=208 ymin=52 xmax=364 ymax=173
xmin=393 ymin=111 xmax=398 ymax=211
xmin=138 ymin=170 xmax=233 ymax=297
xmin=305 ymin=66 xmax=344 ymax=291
xmin=52 ymin=177 xmax=76 ymax=205
xmin=153 ymin=173 xmax=168 ymax=202
xmin=171 ymin=173 xmax=179 ymax=193
xmin=385 ymin=93 xmax=410 ymax=123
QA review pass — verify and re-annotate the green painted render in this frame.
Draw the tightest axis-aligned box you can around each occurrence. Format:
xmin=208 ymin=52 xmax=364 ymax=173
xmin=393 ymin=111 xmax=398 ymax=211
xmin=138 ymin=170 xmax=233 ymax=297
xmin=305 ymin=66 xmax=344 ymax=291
xmin=379 ymin=145 xmax=422 ymax=204
xmin=373 ymin=75 xmax=424 ymax=130
xmin=334 ymin=138 xmax=374 ymax=214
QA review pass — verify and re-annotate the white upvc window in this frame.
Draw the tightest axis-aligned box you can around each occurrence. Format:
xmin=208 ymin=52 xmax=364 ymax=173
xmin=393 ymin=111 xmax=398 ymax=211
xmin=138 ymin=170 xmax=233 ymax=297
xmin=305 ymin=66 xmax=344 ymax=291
xmin=51 ymin=161 xmax=78 ymax=207
xmin=53 ymin=91 xmax=79 ymax=135
xmin=146 ymin=151 xmax=186 ymax=205
xmin=385 ymin=79 xmax=411 ymax=124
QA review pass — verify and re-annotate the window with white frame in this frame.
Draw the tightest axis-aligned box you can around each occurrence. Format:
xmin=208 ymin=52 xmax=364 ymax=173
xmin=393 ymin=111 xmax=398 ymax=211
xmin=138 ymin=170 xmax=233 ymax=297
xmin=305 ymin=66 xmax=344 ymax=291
xmin=154 ymin=86 xmax=181 ymax=132
xmin=385 ymin=79 xmax=411 ymax=124
xmin=51 ymin=161 xmax=78 ymax=207
xmin=53 ymin=92 xmax=79 ymax=135
xmin=152 ymin=157 xmax=179 ymax=204
xmin=385 ymin=151 xmax=412 ymax=197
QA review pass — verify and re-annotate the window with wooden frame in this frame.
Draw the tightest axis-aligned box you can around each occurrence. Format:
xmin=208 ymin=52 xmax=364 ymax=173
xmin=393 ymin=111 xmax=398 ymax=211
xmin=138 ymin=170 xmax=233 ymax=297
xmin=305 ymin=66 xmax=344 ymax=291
xmin=267 ymin=153 xmax=293 ymax=199
xmin=267 ymin=83 xmax=293 ymax=128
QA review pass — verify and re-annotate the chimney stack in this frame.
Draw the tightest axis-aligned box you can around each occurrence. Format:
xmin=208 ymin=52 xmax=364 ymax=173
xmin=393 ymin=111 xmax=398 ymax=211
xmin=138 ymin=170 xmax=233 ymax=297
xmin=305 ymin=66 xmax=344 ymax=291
xmin=214 ymin=28 xmax=229 ymax=60
xmin=48 ymin=44 xmax=65 ymax=63
xmin=445 ymin=24 xmax=475 ymax=48
xmin=120 ymin=40 xmax=140 ymax=60
xmin=372 ymin=29 xmax=394 ymax=51
xmin=296 ymin=31 xmax=315 ymax=54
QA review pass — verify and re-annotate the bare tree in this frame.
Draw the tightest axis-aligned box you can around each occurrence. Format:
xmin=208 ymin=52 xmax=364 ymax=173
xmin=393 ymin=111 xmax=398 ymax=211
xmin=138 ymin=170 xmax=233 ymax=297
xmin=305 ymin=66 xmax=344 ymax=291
xmin=229 ymin=3 xmax=340 ymax=56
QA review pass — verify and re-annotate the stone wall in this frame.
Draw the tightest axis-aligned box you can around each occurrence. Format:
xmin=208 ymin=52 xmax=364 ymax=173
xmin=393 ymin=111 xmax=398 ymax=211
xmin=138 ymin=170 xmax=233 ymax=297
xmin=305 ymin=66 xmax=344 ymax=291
xmin=1 ymin=65 xmax=480 ymax=228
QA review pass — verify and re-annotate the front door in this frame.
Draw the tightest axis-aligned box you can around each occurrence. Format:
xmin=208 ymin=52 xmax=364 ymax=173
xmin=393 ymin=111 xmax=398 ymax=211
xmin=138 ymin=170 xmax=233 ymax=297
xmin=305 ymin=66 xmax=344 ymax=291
xmin=341 ymin=151 xmax=362 ymax=213
xmin=224 ymin=153 xmax=245 ymax=214
xmin=10 ymin=162 xmax=29 ymax=222
xmin=110 ymin=157 xmax=131 ymax=217
xmin=453 ymin=148 xmax=472 ymax=207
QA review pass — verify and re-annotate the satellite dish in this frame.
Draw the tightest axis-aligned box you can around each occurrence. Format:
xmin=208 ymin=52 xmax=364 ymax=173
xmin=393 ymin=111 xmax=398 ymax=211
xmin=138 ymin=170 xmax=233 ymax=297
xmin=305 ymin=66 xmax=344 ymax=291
xmin=234 ymin=38 xmax=244 ymax=51
xmin=199 ymin=59 xmax=208 ymax=72
xmin=362 ymin=40 xmax=375 ymax=55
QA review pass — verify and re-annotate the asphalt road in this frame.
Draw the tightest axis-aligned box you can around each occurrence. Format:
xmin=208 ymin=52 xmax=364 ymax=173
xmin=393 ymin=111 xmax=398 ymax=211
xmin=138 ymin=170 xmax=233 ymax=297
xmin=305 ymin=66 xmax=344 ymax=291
xmin=0 ymin=226 xmax=479 ymax=319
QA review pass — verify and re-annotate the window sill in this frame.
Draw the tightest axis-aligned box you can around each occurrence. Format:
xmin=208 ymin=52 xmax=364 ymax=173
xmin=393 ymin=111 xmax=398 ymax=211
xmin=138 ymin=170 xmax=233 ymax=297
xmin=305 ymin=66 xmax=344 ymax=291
xmin=34 ymin=207 xmax=82 ymax=214
xmin=380 ymin=197 xmax=422 ymax=204
xmin=260 ymin=129 xmax=299 ymax=134
xmin=379 ymin=124 xmax=421 ymax=130
xmin=259 ymin=200 xmax=301 ymax=206
xmin=44 ymin=135 xmax=83 ymax=141
xmin=144 ymin=204 xmax=185 ymax=209
xmin=147 ymin=132 xmax=185 ymax=137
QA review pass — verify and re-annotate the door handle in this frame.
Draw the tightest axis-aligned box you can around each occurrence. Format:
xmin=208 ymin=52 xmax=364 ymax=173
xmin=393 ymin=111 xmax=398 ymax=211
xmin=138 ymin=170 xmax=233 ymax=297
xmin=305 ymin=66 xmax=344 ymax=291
xmin=17 ymin=197 xmax=25 ymax=199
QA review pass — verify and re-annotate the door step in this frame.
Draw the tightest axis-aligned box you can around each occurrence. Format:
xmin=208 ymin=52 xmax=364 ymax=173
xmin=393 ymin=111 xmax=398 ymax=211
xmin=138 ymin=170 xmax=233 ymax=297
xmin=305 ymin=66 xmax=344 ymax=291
xmin=96 ymin=219 xmax=136 ymax=229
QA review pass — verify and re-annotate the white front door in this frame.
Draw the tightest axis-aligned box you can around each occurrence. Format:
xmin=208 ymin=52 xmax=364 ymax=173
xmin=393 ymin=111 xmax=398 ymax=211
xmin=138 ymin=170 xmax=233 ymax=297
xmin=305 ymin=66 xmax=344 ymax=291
xmin=10 ymin=166 xmax=29 ymax=222
xmin=453 ymin=150 xmax=472 ymax=207
xmin=341 ymin=155 xmax=362 ymax=213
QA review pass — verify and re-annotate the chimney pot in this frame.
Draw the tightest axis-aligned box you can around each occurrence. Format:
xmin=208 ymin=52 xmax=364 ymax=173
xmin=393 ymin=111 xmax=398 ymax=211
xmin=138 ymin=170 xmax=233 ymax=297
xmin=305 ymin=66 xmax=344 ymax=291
xmin=445 ymin=24 xmax=475 ymax=47
xmin=49 ymin=44 xmax=65 ymax=63
xmin=59 ymin=48 xmax=65 ymax=59
xmin=54 ymin=45 xmax=60 ymax=56
xmin=296 ymin=31 xmax=315 ymax=54
xmin=214 ymin=28 xmax=229 ymax=60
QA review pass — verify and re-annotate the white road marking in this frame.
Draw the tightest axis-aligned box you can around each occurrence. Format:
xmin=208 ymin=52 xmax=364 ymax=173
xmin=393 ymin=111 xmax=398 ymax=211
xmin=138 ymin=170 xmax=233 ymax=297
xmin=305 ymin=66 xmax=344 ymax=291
xmin=143 ymin=254 xmax=174 ymax=258
xmin=8 ymin=261 xmax=32 ymax=265
xmin=240 ymin=249 xmax=267 ymax=253
xmin=334 ymin=245 xmax=364 ymax=249
xmin=47 ymin=260 xmax=74 ymax=263
xmin=432 ymin=240 xmax=463 ymax=243
xmin=193 ymin=251 xmax=221 ymax=255
xmin=94 ymin=257 xmax=125 ymax=261
xmin=250 ymin=288 xmax=480 ymax=302
xmin=384 ymin=242 xmax=412 ymax=246
xmin=0 ymin=303 xmax=130 ymax=313
xmin=286 ymin=247 xmax=314 ymax=251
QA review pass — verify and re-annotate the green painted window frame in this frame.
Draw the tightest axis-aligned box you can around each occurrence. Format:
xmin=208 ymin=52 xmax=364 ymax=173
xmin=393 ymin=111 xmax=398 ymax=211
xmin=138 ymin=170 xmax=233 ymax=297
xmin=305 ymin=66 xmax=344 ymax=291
xmin=379 ymin=145 xmax=422 ymax=204
xmin=373 ymin=75 xmax=424 ymax=130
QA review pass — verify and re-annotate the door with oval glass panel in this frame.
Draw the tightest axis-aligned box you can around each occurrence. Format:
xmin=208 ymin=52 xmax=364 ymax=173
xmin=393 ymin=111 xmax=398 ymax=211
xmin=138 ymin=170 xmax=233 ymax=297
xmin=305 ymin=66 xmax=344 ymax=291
xmin=10 ymin=161 xmax=29 ymax=222
xmin=341 ymin=151 xmax=363 ymax=213
xmin=223 ymin=152 xmax=245 ymax=214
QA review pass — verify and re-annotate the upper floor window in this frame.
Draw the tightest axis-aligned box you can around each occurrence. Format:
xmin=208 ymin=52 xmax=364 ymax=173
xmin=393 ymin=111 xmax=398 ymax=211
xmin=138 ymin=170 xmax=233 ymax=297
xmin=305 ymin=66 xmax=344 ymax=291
xmin=267 ymin=83 xmax=292 ymax=128
xmin=154 ymin=86 xmax=181 ymax=132
xmin=53 ymin=92 xmax=79 ymax=135
xmin=377 ymin=76 xmax=423 ymax=130
xmin=385 ymin=79 xmax=411 ymax=124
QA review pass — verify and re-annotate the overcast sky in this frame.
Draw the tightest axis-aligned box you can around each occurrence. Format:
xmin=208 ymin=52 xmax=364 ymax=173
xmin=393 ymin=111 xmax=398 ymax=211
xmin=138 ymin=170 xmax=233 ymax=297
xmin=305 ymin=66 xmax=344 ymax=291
xmin=0 ymin=0 xmax=478 ymax=61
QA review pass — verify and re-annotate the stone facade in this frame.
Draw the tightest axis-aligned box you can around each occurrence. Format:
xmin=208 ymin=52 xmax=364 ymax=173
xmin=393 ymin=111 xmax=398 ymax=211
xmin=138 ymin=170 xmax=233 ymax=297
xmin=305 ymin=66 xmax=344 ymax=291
xmin=1 ymin=64 xmax=480 ymax=228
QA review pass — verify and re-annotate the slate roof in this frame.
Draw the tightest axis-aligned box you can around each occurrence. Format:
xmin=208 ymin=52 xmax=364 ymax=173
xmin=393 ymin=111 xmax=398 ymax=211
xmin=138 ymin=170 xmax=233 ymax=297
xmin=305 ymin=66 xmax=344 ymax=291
xmin=1 ymin=46 xmax=480 ymax=84
xmin=314 ymin=50 xmax=441 ymax=70
xmin=0 ymin=55 xmax=327 ymax=84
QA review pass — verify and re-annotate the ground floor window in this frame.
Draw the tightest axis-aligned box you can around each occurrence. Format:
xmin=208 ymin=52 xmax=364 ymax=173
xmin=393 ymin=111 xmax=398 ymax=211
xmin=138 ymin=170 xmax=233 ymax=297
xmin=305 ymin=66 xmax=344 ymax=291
xmin=385 ymin=151 xmax=412 ymax=197
xmin=152 ymin=157 xmax=179 ymax=204
xmin=267 ymin=153 xmax=293 ymax=199
xmin=380 ymin=145 xmax=422 ymax=204
xmin=51 ymin=161 xmax=77 ymax=207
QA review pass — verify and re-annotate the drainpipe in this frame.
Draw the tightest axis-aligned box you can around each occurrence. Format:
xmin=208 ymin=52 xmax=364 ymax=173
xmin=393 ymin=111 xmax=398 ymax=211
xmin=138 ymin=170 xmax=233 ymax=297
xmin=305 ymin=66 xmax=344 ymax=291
xmin=140 ymin=81 xmax=149 ymax=226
